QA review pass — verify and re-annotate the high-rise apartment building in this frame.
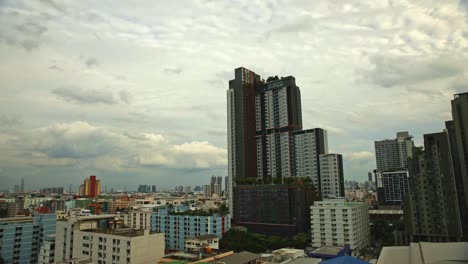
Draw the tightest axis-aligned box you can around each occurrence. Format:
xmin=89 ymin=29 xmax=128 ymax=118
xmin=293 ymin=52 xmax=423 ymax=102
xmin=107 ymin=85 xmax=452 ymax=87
xmin=319 ymin=154 xmax=345 ymax=198
xmin=405 ymin=132 xmax=463 ymax=241
xmin=227 ymin=67 xmax=328 ymax=190
xmin=79 ymin=175 xmax=101 ymax=198
xmin=310 ymin=199 xmax=370 ymax=256
xmin=375 ymin=132 xmax=414 ymax=172
xmin=450 ymin=93 xmax=468 ymax=240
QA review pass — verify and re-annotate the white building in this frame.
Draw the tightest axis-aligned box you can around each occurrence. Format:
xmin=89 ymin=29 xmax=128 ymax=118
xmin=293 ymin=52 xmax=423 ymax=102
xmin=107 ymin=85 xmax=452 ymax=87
xmin=378 ymin=242 xmax=468 ymax=264
xmin=185 ymin=234 xmax=219 ymax=253
xmin=310 ymin=198 xmax=370 ymax=256
xmin=320 ymin=154 xmax=344 ymax=198
xmin=38 ymin=235 xmax=56 ymax=264
xmin=128 ymin=208 xmax=152 ymax=230
xmin=375 ymin=131 xmax=414 ymax=172
xmin=55 ymin=214 xmax=164 ymax=264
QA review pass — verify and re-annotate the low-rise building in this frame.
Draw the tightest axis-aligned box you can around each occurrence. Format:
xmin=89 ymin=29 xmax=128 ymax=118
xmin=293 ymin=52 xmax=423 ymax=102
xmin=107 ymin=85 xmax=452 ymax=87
xmin=55 ymin=214 xmax=164 ymax=263
xmin=151 ymin=207 xmax=230 ymax=251
xmin=377 ymin=242 xmax=468 ymax=264
xmin=0 ymin=214 xmax=56 ymax=264
xmin=310 ymin=199 xmax=370 ymax=256
xmin=185 ymin=234 xmax=219 ymax=253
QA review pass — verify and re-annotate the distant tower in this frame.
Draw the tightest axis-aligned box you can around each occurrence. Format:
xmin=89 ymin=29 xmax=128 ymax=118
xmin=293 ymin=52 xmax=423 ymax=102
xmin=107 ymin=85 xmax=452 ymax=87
xmin=217 ymin=176 xmax=222 ymax=185
xmin=368 ymin=172 xmax=373 ymax=182
xmin=211 ymin=176 xmax=217 ymax=184
xmin=20 ymin=178 xmax=24 ymax=193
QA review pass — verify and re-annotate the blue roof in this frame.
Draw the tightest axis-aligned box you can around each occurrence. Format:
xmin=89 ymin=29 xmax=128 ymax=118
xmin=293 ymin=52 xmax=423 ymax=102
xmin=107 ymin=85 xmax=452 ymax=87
xmin=320 ymin=256 xmax=369 ymax=264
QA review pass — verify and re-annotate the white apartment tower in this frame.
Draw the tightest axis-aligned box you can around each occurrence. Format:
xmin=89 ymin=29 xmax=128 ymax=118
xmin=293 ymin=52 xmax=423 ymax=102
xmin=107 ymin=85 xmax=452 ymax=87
xmin=320 ymin=154 xmax=345 ymax=198
xmin=310 ymin=199 xmax=370 ymax=256
xmin=375 ymin=131 xmax=414 ymax=172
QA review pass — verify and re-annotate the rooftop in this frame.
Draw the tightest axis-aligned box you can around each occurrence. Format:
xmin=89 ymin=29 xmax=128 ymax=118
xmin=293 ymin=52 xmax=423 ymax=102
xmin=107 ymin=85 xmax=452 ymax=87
xmin=216 ymin=251 xmax=260 ymax=264
xmin=311 ymin=245 xmax=347 ymax=256
xmin=83 ymin=228 xmax=154 ymax=237
xmin=378 ymin=242 xmax=468 ymax=264
xmin=0 ymin=216 xmax=34 ymax=224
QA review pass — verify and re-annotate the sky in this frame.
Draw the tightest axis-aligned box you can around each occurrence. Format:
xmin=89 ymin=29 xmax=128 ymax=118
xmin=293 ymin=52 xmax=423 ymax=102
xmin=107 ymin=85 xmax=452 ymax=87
xmin=1 ymin=0 xmax=468 ymax=191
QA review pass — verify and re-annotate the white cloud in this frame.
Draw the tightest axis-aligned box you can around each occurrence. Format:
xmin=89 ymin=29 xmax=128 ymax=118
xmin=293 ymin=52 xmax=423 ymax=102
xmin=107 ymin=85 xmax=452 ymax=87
xmin=347 ymin=151 xmax=374 ymax=160
xmin=0 ymin=0 xmax=467 ymax=186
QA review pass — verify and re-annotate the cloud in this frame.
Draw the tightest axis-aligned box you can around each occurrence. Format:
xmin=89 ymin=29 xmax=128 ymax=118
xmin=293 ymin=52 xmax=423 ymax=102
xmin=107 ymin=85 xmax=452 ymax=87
xmin=163 ymin=67 xmax=182 ymax=74
xmin=34 ymin=121 xmax=122 ymax=159
xmin=347 ymin=151 xmax=374 ymax=160
xmin=19 ymin=39 xmax=40 ymax=51
xmin=0 ymin=115 xmax=21 ymax=130
xmin=362 ymin=54 xmax=468 ymax=88
xmin=85 ymin=57 xmax=99 ymax=68
xmin=52 ymin=86 xmax=118 ymax=104
xmin=39 ymin=0 xmax=66 ymax=13
xmin=119 ymin=90 xmax=132 ymax=104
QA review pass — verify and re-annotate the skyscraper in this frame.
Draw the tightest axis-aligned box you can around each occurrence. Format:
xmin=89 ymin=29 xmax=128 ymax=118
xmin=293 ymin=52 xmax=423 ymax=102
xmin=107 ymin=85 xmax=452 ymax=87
xmin=227 ymin=67 xmax=327 ymax=233
xmin=449 ymin=92 xmax=468 ymax=240
xmin=405 ymin=132 xmax=462 ymax=241
xmin=375 ymin=131 xmax=414 ymax=172
xmin=227 ymin=67 xmax=328 ymax=189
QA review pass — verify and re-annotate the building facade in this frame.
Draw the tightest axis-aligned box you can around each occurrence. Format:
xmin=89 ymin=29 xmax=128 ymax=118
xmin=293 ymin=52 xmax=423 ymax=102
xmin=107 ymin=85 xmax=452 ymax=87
xmin=0 ymin=214 xmax=56 ymax=264
xmin=150 ymin=207 xmax=231 ymax=251
xmin=375 ymin=132 xmax=414 ymax=172
xmin=319 ymin=154 xmax=345 ymax=198
xmin=310 ymin=199 xmax=370 ymax=255
xmin=79 ymin=176 xmax=101 ymax=198
xmin=450 ymin=93 xmax=468 ymax=241
xmin=377 ymin=171 xmax=409 ymax=205
xmin=233 ymin=184 xmax=317 ymax=236
xmin=405 ymin=132 xmax=463 ymax=242
xmin=227 ymin=67 xmax=329 ymax=214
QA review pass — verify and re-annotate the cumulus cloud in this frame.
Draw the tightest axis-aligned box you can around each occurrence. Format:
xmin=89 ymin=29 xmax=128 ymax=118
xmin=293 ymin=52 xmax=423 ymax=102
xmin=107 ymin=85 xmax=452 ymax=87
xmin=52 ymin=86 xmax=118 ymax=104
xmin=34 ymin=121 xmax=121 ymax=159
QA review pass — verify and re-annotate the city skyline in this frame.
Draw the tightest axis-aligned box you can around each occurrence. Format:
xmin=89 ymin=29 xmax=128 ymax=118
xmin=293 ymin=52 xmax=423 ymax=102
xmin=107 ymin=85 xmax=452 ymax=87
xmin=1 ymin=1 xmax=468 ymax=188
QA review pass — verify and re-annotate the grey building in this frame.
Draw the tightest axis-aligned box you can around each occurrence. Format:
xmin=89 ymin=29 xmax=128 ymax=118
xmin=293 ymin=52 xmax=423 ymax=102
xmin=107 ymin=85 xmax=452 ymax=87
xmin=375 ymin=132 xmax=414 ymax=172
xmin=404 ymin=132 xmax=463 ymax=242
xmin=319 ymin=153 xmax=345 ymax=198
xmin=449 ymin=93 xmax=468 ymax=241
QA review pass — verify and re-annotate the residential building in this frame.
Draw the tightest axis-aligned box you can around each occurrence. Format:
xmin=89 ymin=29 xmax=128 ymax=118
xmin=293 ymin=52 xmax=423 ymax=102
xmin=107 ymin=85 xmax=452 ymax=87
xmin=72 ymin=228 xmax=164 ymax=264
xmin=150 ymin=207 xmax=231 ymax=251
xmin=233 ymin=183 xmax=317 ymax=236
xmin=0 ymin=214 xmax=56 ymax=264
xmin=377 ymin=171 xmax=409 ymax=205
xmin=310 ymin=199 xmax=370 ymax=256
xmin=79 ymin=176 xmax=101 ymax=198
xmin=185 ymin=234 xmax=219 ymax=253
xmin=450 ymin=92 xmax=468 ymax=241
xmin=203 ymin=184 xmax=212 ymax=198
xmin=227 ymin=67 xmax=329 ymax=217
xmin=404 ymin=132 xmax=463 ymax=241
xmin=375 ymin=131 xmax=414 ymax=172
xmin=55 ymin=214 xmax=164 ymax=263
xmin=38 ymin=235 xmax=55 ymax=264
xmin=320 ymin=154 xmax=345 ymax=198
